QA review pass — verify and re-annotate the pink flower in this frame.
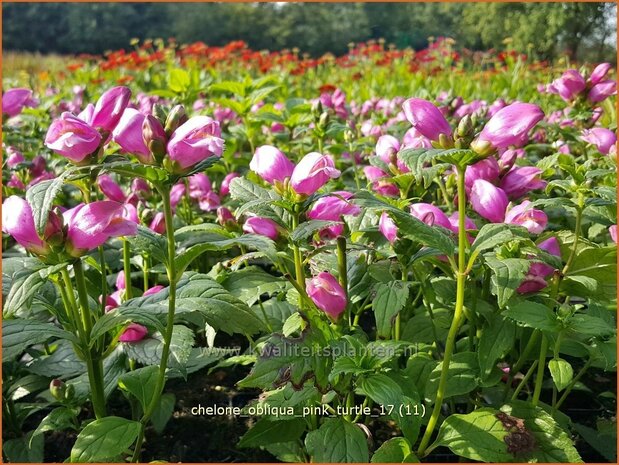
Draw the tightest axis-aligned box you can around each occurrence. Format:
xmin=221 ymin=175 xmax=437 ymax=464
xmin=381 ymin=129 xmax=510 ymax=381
xmin=500 ymin=167 xmax=546 ymax=199
xmin=2 ymin=196 xmax=50 ymax=255
xmin=402 ymin=127 xmax=432 ymax=149
xmin=402 ymin=98 xmax=452 ymax=142
xmin=197 ymin=191 xmax=221 ymax=212
xmin=581 ymin=128 xmax=617 ymax=155
xmin=188 ymin=173 xmax=212 ymax=198
xmin=250 ymin=145 xmax=295 ymax=184
xmin=307 ymin=191 xmax=360 ymax=220
xmin=447 ymin=211 xmax=477 ymax=236
xmin=290 ymin=152 xmax=341 ymax=195
xmin=45 ymin=112 xmax=102 ymax=163
xmin=149 ymin=212 xmax=166 ymax=234
xmin=167 ymin=116 xmax=224 ymax=171
xmin=609 ymin=225 xmax=617 ymax=244
xmin=410 ymin=203 xmax=452 ymax=230
xmin=2 ymin=88 xmax=37 ymax=117
xmin=589 ymin=63 xmax=612 ymax=85
xmin=6 ymin=147 xmax=25 ymax=168
xmin=548 ymin=69 xmax=586 ymax=101
xmin=364 ymin=166 xmax=387 ymax=182
xmin=588 ymin=80 xmax=616 ymax=103
xmin=119 ymin=323 xmax=148 ymax=343
xmin=242 ymin=216 xmax=279 ymax=240
xmin=306 ymin=271 xmax=347 ymax=320
xmin=77 ymin=104 xmax=95 ymax=124
xmin=63 ymin=201 xmax=138 ymax=257
xmin=372 ymin=180 xmax=400 ymax=197
xmin=112 ymin=108 xmax=152 ymax=163
xmin=517 ymin=237 xmax=561 ymax=293
xmin=504 ymin=201 xmax=547 ymax=234
xmin=143 ymin=285 xmax=165 ymax=297
xmin=474 ymin=103 xmax=544 ymax=151
xmin=97 ymin=175 xmax=127 ymax=203
xmin=217 ymin=207 xmax=236 ymax=227
xmin=379 ymin=212 xmax=398 ymax=243
xmin=470 ymin=179 xmax=509 ymax=223
xmin=170 ymin=183 xmax=186 ymax=210
xmin=375 ymin=135 xmax=400 ymax=165
xmin=220 ymin=172 xmax=239 ymax=196
xmin=465 ymin=158 xmax=500 ymax=189
xmin=91 ymin=86 xmax=131 ymax=132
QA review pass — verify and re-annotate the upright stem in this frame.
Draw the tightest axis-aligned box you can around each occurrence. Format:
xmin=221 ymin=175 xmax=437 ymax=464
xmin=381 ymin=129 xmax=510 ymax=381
xmin=71 ymin=261 xmax=107 ymax=419
xmin=336 ymin=236 xmax=350 ymax=327
xmin=98 ymin=246 xmax=108 ymax=314
xmin=292 ymin=207 xmax=305 ymax=304
xmin=417 ymin=165 xmax=468 ymax=457
xmin=531 ymin=335 xmax=549 ymax=407
xmin=133 ymin=185 xmax=178 ymax=462
xmin=123 ymin=239 xmax=133 ymax=300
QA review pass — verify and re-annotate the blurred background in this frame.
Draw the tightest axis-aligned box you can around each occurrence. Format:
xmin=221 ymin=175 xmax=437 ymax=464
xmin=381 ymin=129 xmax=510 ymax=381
xmin=2 ymin=2 xmax=616 ymax=62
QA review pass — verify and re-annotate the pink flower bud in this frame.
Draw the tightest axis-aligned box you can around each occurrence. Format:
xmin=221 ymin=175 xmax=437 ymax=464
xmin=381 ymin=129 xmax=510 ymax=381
xmin=402 ymin=127 xmax=432 ymax=149
xmin=170 ymin=183 xmax=186 ymax=210
xmin=45 ymin=112 xmax=102 ymax=163
xmin=548 ymin=69 xmax=586 ymax=101
xmin=250 ymin=145 xmax=295 ymax=184
xmin=307 ymin=191 xmax=360 ymax=221
xmin=447 ymin=211 xmax=477 ymax=236
xmin=77 ymin=104 xmax=95 ymax=125
xmin=188 ymin=173 xmax=212 ymax=199
xmin=115 ymin=270 xmax=126 ymax=290
xmin=242 ymin=216 xmax=279 ymax=240
xmin=2 ymin=196 xmax=50 ymax=255
xmin=291 ymin=152 xmax=340 ymax=195
xmin=220 ymin=172 xmax=239 ymax=196
xmin=500 ymin=166 xmax=546 ymax=199
xmin=582 ymin=128 xmax=617 ymax=155
xmin=306 ymin=271 xmax=347 ymax=320
xmin=149 ymin=212 xmax=166 ymax=234
xmin=97 ymin=175 xmax=127 ymax=203
xmin=465 ymin=158 xmax=500 ymax=189
xmin=167 ymin=116 xmax=224 ymax=171
xmin=131 ymin=178 xmax=151 ymax=198
xmin=504 ymin=201 xmax=547 ymax=234
xmin=119 ymin=323 xmax=148 ymax=343
xmin=197 ymin=191 xmax=221 ymax=212
xmin=474 ymin=103 xmax=544 ymax=151
xmin=6 ymin=147 xmax=25 ymax=168
xmin=375 ymin=135 xmax=400 ymax=164
xmin=589 ymin=63 xmax=612 ymax=85
xmin=589 ymin=80 xmax=617 ymax=103
xmin=91 ymin=86 xmax=131 ymax=131
xmin=402 ymin=98 xmax=452 ymax=141
xmin=2 ymin=88 xmax=37 ymax=117
xmin=63 ymin=201 xmax=138 ymax=256
xmin=517 ymin=236 xmax=561 ymax=294
xmin=372 ymin=180 xmax=399 ymax=197
xmin=143 ymin=285 xmax=165 ymax=297
xmin=410 ymin=203 xmax=452 ymax=230
xmin=379 ymin=212 xmax=398 ymax=243
xmin=363 ymin=166 xmax=387 ymax=182
xmin=112 ymin=108 xmax=152 ymax=163
xmin=610 ymin=225 xmax=617 ymax=244
xmin=470 ymin=179 xmax=508 ymax=223
xmin=7 ymin=174 xmax=26 ymax=190
xmin=30 ymin=155 xmax=47 ymax=178
xmin=217 ymin=207 xmax=236 ymax=227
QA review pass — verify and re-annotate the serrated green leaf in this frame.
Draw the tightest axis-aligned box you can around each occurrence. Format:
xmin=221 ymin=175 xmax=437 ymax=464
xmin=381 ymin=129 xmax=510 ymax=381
xmin=305 ymin=418 xmax=369 ymax=463
xmin=548 ymin=358 xmax=573 ymax=391
xmin=70 ymin=416 xmax=141 ymax=462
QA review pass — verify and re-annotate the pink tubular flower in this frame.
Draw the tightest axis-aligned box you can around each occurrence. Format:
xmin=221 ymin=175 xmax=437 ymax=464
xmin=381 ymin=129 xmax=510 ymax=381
xmin=217 ymin=207 xmax=236 ymax=227
xmin=588 ymin=80 xmax=616 ymax=103
xmin=363 ymin=166 xmax=387 ymax=182
xmin=143 ymin=285 xmax=165 ymax=297
xmin=97 ymin=175 xmax=127 ymax=203
xmin=306 ymin=271 xmax=347 ymax=320
xmin=119 ymin=323 xmax=148 ymax=343
xmin=197 ymin=191 xmax=221 ymax=212
xmin=2 ymin=196 xmax=50 ymax=255
xmin=242 ymin=216 xmax=279 ymax=240
xmin=307 ymin=191 xmax=360 ymax=221
xmin=474 ymin=103 xmax=544 ymax=151
xmin=410 ymin=203 xmax=452 ymax=230
xmin=6 ymin=147 xmax=25 ymax=168
xmin=63 ymin=201 xmax=138 ymax=257
xmin=45 ymin=112 xmax=102 ymax=163
xmin=517 ymin=237 xmax=561 ymax=294
xmin=372 ymin=180 xmax=400 ymax=197
xmin=402 ymin=127 xmax=432 ymax=149
xmin=500 ymin=166 xmax=546 ymax=199
xmin=290 ymin=152 xmax=341 ymax=195
xmin=375 ymin=135 xmax=401 ymax=164
xmin=167 ymin=116 xmax=224 ymax=171
xmin=170 ymin=183 xmax=186 ymax=210
xmin=464 ymin=158 xmax=500 ymax=189
xmin=379 ymin=212 xmax=398 ymax=243
xmin=581 ymin=128 xmax=617 ymax=155
xmin=470 ymin=179 xmax=509 ymax=223
xmin=402 ymin=98 xmax=452 ymax=142
xmin=249 ymin=145 xmax=295 ymax=184
xmin=220 ymin=172 xmax=239 ymax=196
xmin=447 ymin=211 xmax=477 ymax=236
xmin=188 ymin=173 xmax=212 ymax=198
xmin=589 ymin=63 xmax=612 ymax=85
xmin=91 ymin=86 xmax=131 ymax=132
xmin=112 ymin=108 xmax=152 ymax=163
xmin=609 ymin=225 xmax=617 ymax=244
xmin=548 ymin=69 xmax=586 ymax=102
xmin=504 ymin=201 xmax=548 ymax=234
xmin=2 ymin=88 xmax=37 ymax=117
xmin=149 ymin=212 xmax=166 ymax=234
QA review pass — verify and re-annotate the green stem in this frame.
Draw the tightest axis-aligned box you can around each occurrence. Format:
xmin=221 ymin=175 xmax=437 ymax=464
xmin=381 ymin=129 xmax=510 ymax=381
xmin=562 ymin=196 xmax=584 ymax=276
xmin=71 ymin=261 xmax=107 ymax=419
xmin=123 ymin=239 xmax=133 ymax=300
xmin=336 ymin=236 xmax=349 ymax=327
xmin=291 ymin=208 xmax=305 ymax=305
xmin=511 ymin=360 xmax=539 ymax=401
xmin=133 ymin=185 xmax=178 ymax=462
xmin=98 ymin=245 xmax=108 ymax=314
xmin=417 ymin=165 xmax=468 ymax=457
xmin=553 ymin=358 xmax=592 ymax=413
xmin=531 ymin=335 xmax=549 ymax=407
xmin=142 ymin=254 xmax=150 ymax=292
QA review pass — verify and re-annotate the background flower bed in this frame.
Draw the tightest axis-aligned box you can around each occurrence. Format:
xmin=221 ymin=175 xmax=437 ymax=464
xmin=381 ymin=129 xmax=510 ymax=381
xmin=2 ymin=24 xmax=617 ymax=464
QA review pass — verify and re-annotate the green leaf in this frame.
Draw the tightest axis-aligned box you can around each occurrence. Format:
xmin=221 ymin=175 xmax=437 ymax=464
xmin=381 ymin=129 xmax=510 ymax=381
xmin=25 ymin=176 xmax=65 ymax=236
xmin=373 ymin=281 xmax=409 ymax=339
xmin=305 ymin=418 xmax=369 ymax=463
xmin=291 ymin=219 xmax=341 ymax=243
xmin=372 ymin=437 xmax=419 ymax=463
xmin=548 ymin=358 xmax=573 ymax=391
xmin=425 ymin=352 xmax=479 ymax=402
xmin=90 ymin=306 xmax=166 ymax=343
xmin=503 ymin=301 xmax=560 ymax=332
xmin=4 ymin=263 xmax=66 ymax=316
xmin=238 ymin=417 xmax=306 ymax=448
xmin=118 ymin=365 xmax=159 ymax=410
xmin=70 ymin=416 xmax=141 ymax=462
xmin=354 ymin=190 xmax=455 ymax=255
xmin=572 ymin=423 xmax=617 ymax=462
xmin=28 ymin=341 xmax=85 ymax=377
xmin=127 ymin=225 xmax=168 ymax=266
xmin=2 ymin=319 xmax=76 ymax=361
xmin=567 ymin=314 xmax=615 ymax=337
xmin=102 ymin=160 xmax=168 ymax=183
xmin=122 ymin=325 xmax=194 ymax=372
xmin=484 ymin=256 xmax=531 ymax=308
xmin=151 ymin=393 xmax=175 ymax=434
xmin=168 ymin=68 xmax=191 ymax=93
xmin=478 ymin=316 xmax=516 ymax=379
xmin=264 ymin=441 xmax=306 ymax=462
xmin=3 ymin=433 xmax=44 ymax=463
xmin=31 ymin=407 xmax=77 ymax=441
xmin=471 ymin=224 xmax=529 ymax=255
xmin=229 ymin=177 xmax=290 ymax=225
xmin=210 ymin=80 xmax=246 ymax=97
xmin=399 ymin=148 xmax=450 ymax=188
